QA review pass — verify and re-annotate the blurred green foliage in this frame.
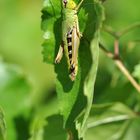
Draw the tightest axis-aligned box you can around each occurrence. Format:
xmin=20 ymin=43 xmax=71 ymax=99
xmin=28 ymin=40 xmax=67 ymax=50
xmin=0 ymin=0 xmax=140 ymax=140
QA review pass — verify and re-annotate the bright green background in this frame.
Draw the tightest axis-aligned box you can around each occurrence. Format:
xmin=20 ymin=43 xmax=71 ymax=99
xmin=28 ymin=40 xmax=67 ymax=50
xmin=0 ymin=0 xmax=55 ymax=101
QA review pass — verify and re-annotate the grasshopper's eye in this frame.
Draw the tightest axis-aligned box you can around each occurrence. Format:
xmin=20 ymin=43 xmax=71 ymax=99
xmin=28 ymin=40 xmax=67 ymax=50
xmin=63 ymin=0 xmax=67 ymax=7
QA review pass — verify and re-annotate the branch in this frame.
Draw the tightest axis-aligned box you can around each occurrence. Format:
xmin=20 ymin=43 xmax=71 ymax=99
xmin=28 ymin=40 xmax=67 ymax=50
xmin=103 ymin=22 xmax=140 ymax=39
xmin=117 ymin=22 xmax=140 ymax=37
xmin=103 ymin=25 xmax=119 ymax=39
xmin=99 ymin=43 xmax=140 ymax=93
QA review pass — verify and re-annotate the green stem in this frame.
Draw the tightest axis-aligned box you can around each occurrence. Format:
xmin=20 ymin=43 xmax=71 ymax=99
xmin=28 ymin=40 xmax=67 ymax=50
xmin=103 ymin=25 xmax=119 ymax=38
xmin=87 ymin=115 xmax=133 ymax=128
xmin=103 ymin=22 xmax=140 ymax=39
xmin=117 ymin=22 xmax=140 ymax=37
xmin=99 ymin=43 xmax=140 ymax=93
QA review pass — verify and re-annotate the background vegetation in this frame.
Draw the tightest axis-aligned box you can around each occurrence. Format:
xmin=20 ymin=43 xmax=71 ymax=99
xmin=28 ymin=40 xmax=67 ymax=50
xmin=0 ymin=0 xmax=140 ymax=140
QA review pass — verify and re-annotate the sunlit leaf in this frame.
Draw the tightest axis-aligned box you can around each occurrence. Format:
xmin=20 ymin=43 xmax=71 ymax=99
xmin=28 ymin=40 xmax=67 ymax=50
xmin=85 ymin=103 xmax=138 ymax=140
xmin=30 ymin=114 xmax=67 ymax=140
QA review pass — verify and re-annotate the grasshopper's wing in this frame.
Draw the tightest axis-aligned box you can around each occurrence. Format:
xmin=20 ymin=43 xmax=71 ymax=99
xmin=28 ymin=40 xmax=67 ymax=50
xmin=71 ymin=24 xmax=80 ymax=67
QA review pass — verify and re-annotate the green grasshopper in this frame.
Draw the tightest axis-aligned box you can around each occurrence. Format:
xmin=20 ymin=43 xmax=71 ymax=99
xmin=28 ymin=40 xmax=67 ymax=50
xmin=55 ymin=0 xmax=84 ymax=81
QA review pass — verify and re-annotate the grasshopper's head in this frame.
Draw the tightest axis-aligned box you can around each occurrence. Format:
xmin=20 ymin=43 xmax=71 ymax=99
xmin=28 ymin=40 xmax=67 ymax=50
xmin=62 ymin=0 xmax=76 ymax=9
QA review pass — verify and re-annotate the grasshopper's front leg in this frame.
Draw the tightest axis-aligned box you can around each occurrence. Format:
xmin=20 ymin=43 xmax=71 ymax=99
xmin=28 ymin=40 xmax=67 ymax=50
xmin=55 ymin=41 xmax=64 ymax=64
xmin=76 ymin=19 xmax=82 ymax=38
xmin=75 ymin=0 xmax=84 ymax=11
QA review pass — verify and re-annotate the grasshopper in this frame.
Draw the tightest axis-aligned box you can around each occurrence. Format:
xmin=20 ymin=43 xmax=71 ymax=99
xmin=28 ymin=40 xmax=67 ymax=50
xmin=55 ymin=0 xmax=84 ymax=81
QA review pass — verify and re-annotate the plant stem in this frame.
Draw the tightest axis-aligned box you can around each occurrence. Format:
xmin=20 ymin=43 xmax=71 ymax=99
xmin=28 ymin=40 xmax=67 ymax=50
xmin=103 ymin=25 xmax=119 ymax=38
xmin=115 ymin=60 xmax=140 ymax=92
xmin=99 ymin=43 xmax=140 ymax=93
xmin=103 ymin=22 xmax=140 ymax=39
xmin=117 ymin=22 xmax=140 ymax=37
xmin=114 ymin=39 xmax=119 ymax=58
xmin=87 ymin=115 xmax=133 ymax=128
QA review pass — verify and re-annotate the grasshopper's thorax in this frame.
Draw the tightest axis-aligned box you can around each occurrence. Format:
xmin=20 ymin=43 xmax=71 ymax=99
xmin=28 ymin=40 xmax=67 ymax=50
xmin=62 ymin=0 xmax=78 ymax=37
xmin=62 ymin=9 xmax=77 ymax=20
xmin=62 ymin=8 xmax=78 ymax=34
xmin=62 ymin=0 xmax=77 ymax=21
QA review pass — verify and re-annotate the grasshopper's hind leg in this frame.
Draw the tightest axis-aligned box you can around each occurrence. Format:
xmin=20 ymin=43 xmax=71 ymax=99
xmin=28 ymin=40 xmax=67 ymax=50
xmin=55 ymin=41 xmax=64 ymax=64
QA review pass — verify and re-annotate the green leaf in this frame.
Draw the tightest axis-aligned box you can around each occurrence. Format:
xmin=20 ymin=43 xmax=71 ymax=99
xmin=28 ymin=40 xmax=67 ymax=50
xmin=123 ymin=119 xmax=140 ymax=140
xmin=30 ymin=114 xmax=67 ymax=140
xmin=41 ymin=0 xmax=61 ymax=64
xmin=42 ymin=0 xmax=104 ymax=139
xmin=0 ymin=62 xmax=31 ymax=116
xmin=85 ymin=103 xmax=138 ymax=140
xmin=0 ymin=108 xmax=6 ymax=140
xmin=43 ymin=115 xmax=67 ymax=140
xmin=0 ymin=60 xmax=31 ymax=140
xmin=29 ymin=98 xmax=60 ymax=140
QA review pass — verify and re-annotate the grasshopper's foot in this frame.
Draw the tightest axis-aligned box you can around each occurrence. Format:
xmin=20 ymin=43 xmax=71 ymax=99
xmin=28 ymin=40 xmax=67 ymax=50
xmin=77 ymin=32 xmax=82 ymax=38
xmin=55 ymin=57 xmax=61 ymax=64
xmin=79 ymin=32 xmax=83 ymax=38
